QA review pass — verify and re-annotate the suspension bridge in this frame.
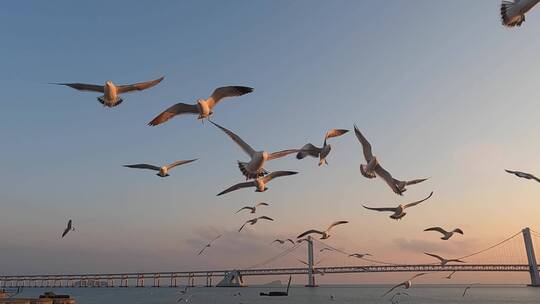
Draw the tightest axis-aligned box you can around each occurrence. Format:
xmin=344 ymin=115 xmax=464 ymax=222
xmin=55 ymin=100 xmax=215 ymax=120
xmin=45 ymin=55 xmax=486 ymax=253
xmin=2 ymin=227 xmax=540 ymax=288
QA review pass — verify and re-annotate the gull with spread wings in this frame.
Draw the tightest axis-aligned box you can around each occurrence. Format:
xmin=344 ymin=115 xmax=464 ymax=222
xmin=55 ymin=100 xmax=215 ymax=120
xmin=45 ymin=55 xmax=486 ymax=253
xmin=297 ymin=221 xmax=349 ymax=240
xmin=210 ymin=121 xmax=299 ymax=179
xmin=61 ymin=219 xmax=75 ymax=238
xmin=501 ymin=0 xmax=540 ymax=27
xmin=52 ymin=76 xmax=164 ymax=107
xmin=236 ymin=202 xmax=269 ymax=214
xmin=123 ymin=159 xmax=197 ymax=177
xmin=424 ymin=227 xmax=464 ymax=240
xmin=217 ymin=171 xmax=298 ymax=196
xmin=296 ymin=129 xmax=349 ymax=166
xmin=238 ymin=216 xmax=274 ymax=232
xmin=148 ymin=86 xmax=253 ymax=125
xmin=363 ymin=192 xmax=433 ymax=220
xmin=354 ymin=125 xmax=427 ymax=195
xmin=505 ymin=169 xmax=540 ymax=183
xmin=197 ymin=234 xmax=222 ymax=256
xmin=424 ymin=252 xmax=466 ymax=266
xmin=349 ymin=253 xmax=372 ymax=259
xmin=272 ymin=239 xmax=295 ymax=245
xmin=382 ymin=273 xmax=427 ymax=297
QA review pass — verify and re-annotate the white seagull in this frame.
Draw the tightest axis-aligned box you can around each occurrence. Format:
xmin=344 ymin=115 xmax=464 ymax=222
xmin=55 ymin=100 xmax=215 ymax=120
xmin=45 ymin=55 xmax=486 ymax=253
xmin=297 ymin=221 xmax=349 ymax=240
xmin=424 ymin=252 xmax=466 ymax=266
xmin=62 ymin=219 xmax=75 ymax=238
xmin=349 ymin=253 xmax=372 ymax=259
xmin=210 ymin=121 xmax=299 ymax=179
xmin=238 ymin=216 xmax=274 ymax=232
xmin=272 ymin=238 xmax=295 ymax=245
xmin=354 ymin=125 xmax=427 ymax=195
xmin=236 ymin=202 xmax=269 ymax=214
xmin=296 ymin=129 xmax=349 ymax=166
xmin=197 ymin=234 xmax=222 ymax=256
xmin=217 ymin=171 xmax=298 ymax=196
xmin=53 ymin=76 xmax=164 ymax=107
xmin=505 ymin=169 xmax=540 ymax=183
xmin=501 ymin=0 xmax=540 ymax=27
xmin=382 ymin=273 xmax=427 ymax=297
xmin=148 ymin=86 xmax=253 ymax=125
xmin=123 ymin=159 xmax=197 ymax=177
xmin=424 ymin=227 xmax=464 ymax=240
xmin=363 ymin=191 xmax=433 ymax=220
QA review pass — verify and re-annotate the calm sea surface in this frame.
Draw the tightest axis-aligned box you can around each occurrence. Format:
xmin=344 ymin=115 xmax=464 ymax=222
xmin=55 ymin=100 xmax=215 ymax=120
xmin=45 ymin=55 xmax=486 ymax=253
xmin=14 ymin=285 xmax=540 ymax=304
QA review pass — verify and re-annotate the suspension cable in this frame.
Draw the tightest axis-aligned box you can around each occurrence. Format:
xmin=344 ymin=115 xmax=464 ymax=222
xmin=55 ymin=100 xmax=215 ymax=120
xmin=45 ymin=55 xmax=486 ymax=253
xmin=246 ymin=243 xmax=303 ymax=270
xmin=458 ymin=231 xmax=522 ymax=260
xmin=314 ymin=239 xmax=399 ymax=265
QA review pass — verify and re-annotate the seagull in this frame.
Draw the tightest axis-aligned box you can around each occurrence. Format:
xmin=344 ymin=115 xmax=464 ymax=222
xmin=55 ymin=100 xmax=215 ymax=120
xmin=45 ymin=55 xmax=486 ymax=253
xmin=236 ymin=202 xmax=269 ymax=214
xmin=390 ymin=292 xmax=410 ymax=303
xmin=424 ymin=227 xmax=464 ymax=240
xmin=505 ymin=169 xmax=540 ymax=183
xmin=354 ymin=125 xmax=427 ymax=195
xmin=462 ymin=285 xmax=473 ymax=297
xmin=297 ymin=221 xmax=349 ymax=239
xmin=123 ymin=159 xmax=197 ymax=177
xmin=61 ymin=219 xmax=74 ymax=238
xmin=197 ymin=234 xmax=222 ymax=256
xmin=217 ymin=171 xmax=298 ymax=196
xmin=177 ymin=286 xmax=190 ymax=302
xmin=272 ymin=239 xmax=295 ymax=245
xmin=424 ymin=252 xmax=466 ymax=266
xmin=382 ymin=273 xmax=427 ymax=297
xmin=445 ymin=271 xmax=456 ymax=280
xmin=297 ymin=238 xmax=309 ymax=244
xmin=349 ymin=253 xmax=372 ymax=259
xmin=148 ymin=86 xmax=253 ymax=126
xmin=209 ymin=121 xmax=299 ymax=179
xmin=52 ymin=76 xmax=164 ymax=107
xmin=320 ymin=247 xmax=334 ymax=253
xmin=298 ymin=259 xmax=323 ymax=266
xmin=238 ymin=216 xmax=274 ymax=232
xmin=501 ymin=0 xmax=540 ymax=27
xmin=363 ymin=192 xmax=433 ymax=220
xmin=296 ymin=129 xmax=349 ymax=166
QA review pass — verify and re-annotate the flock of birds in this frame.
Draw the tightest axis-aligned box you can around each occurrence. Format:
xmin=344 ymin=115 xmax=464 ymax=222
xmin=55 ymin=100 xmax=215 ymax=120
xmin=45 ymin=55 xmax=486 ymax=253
xmin=46 ymin=1 xmax=540 ymax=302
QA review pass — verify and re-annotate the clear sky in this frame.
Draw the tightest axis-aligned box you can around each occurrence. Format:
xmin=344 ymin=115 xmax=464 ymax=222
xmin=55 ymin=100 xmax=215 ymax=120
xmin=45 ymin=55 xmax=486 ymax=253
xmin=2 ymin=0 xmax=540 ymax=285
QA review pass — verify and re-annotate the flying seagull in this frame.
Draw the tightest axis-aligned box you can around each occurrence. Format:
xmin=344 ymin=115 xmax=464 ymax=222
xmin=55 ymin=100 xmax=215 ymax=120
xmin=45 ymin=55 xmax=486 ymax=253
xmin=52 ymin=76 xmax=164 ymax=107
xmin=505 ymin=169 xmax=540 ymax=183
xmin=197 ymin=234 xmax=222 ymax=256
xmin=217 ymin=171 xmax=298 ymax=196
xmin=62 ymin=219 xmax=75 ymax=238
xmin=445 ymin=271 xmax=456 ymax=280
xmin=363 ymin=191 xmax=433 ymax=220
xmin=236 ymin=202 xmax=269 ymax=214
xmin=501 ymin=0 xmax=540 ymax=27
xmin=424 ymin=252 xmax=466 ymax=266
xmin=297 ymin=221 xmax=349 ymax=239
xmin=272 ymin=238 xmax=295 ymax=245
xmin=382 ymin=273 xmax=427 ymax=297
xmin=123 ymin=159 xmax=197 ymax=177
xmin=238 ymin=216 xmax=274 ymax=232
xmin=320 ymin=247 xmax=334 ymax=253
xmin=177 ymin=286 xmax=190 ymax=303
xmin=424 ymin=227 xmax=464 ymax=240
xmin=210 ymin=121 xmax=299 ymax=179
xmin=354 ymin=125 xmax=427 ymax=195
xmin=148 ymin=86 xmax=253 ymax=126
xmin=296 ymin=129 xmax=349 ymax=166
xmin=349 ymin=253 xmax=372 ymax=259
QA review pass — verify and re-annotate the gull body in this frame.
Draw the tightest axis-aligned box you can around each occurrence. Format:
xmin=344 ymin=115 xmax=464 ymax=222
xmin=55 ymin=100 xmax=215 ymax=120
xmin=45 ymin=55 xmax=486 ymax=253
xmin=297 ymin=221 xmax=349 ymax=240
xmin=236 ymin=202 xmax=269 ymax=214
xmin=424 ymin=227 xmax=464 ymax=240
xmin=124 ymin=159 xmax=197 ymax=177
xmin=238 ymin=216 xmax=274 ymax=232
xmin=424 ymin=252 xmax=466 ymax=266
xmin=501 ymin=0 xmax=540 ymax=27
xmin=505 ymin=169 xmax=540 ymax=183
xmin=382 ymin=273 xmax=426 ymax=297
xmin=297 ymin=129 xmax=349 ymax=166
xmin=62 ymin=219 xmax=75 ymax=238
xmin=148 ymin=86 xmax=253 ymax=125
xmin=363 ymin=192 xmax=433 ymax=220
xmin=53 ymin=77 xmax=164 ymax=107
xmin=217 ymin=171 xmax=298 ymax=196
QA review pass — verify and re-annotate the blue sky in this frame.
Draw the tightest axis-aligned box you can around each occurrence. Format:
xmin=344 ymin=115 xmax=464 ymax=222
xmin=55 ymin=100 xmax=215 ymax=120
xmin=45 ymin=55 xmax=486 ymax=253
xmin=2 ymin=1 xmax=540 ymax=284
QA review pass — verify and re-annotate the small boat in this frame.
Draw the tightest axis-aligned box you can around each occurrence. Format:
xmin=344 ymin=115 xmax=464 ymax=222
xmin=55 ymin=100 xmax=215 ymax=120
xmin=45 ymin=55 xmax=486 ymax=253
xmin=259 ymin=276 xmax=292 ymax=297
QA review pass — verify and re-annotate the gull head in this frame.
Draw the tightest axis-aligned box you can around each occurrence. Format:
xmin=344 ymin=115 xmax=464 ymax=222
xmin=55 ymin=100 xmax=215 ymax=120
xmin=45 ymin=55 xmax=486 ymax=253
xmin=105 ymin=80 xmax=114 ymax=88
xmin=157 ymin=167 xmax=169 ymax=177
xmin=255 ymin=179 xmax=267 ymax=192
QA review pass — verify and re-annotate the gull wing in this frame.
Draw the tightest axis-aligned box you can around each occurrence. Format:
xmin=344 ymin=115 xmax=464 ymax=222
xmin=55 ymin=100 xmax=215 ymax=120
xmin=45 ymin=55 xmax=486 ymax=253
xmin=148 ymin=103 xmax=199 ymax=126
xmin=61 ymin=220 xmax=72 ymax=238
xmin=362 ymin=205 xmax=398 ymax=213
xmin=353 ymin=124 xmax=374 ymax=162
xmin=298 ymin=259 xmax=309 ymax=266
xmin=424 ymin=252 xmax=445 ymax=262
xmin=268 ymin=149 xmax=300 ymax=161
xmin=235 ymin=207 xmax=254 ymax=214
xmin=296 ymin=143 xmax=321 ymax=159
xmin=258 ymin=216 xmax=274 ymax=221
xmin=217 ymin=181 xmax=254 ymax=196
xmin=297 ymin=229 xmax=324 ymax=239
xmin=52 ymin=82 xmax=104 ymax=92
xmin=326 ymin=221 xmax=348 ymax=232
xmin=238 ymin=222 xmax=249 ymax=232
xmin=408 ymin=273 xmax=427 ymax=281
xmin=287 ymin=239 xmax=295 ymax=245
xmin=374 ymin=165 xmax=402 ymax=195
xmin=211 ymin=234 xmax=222 ymax=242
xmin=262 ymin=171 xmax=298 ymax=183
xmin=325 ymin=129 xmax=349 ymax=140
xmin=272 ymin=239 xmax=285 ymax=244
xmin=381 ymin=282 xmax=406 ymax=297
xmin=166 ymin=159 xmax=198 ymax=170
xmin=454 ymin=228 xmax=464 ymax=235
xmin=403 ymin=178 xmax=428 ymax=186
xmin=117 ymin=76 xmax=164 ymax=93
xmin=404 ymin=191 xmax=434 ymax=209
xmin=207 ymin=86 xmax=253 ymax=108
xmin=256 ymin=202 xmax=269 ymax=207
xmin=424 ymin=227 xmax=447 ymax=235
xmin=197 ymin=245 xmax=208 ymax=256
xmin=210 ymin=121 xmax=256 ymax=157
xmin=123 ymin=164 xmax=161 ymax=171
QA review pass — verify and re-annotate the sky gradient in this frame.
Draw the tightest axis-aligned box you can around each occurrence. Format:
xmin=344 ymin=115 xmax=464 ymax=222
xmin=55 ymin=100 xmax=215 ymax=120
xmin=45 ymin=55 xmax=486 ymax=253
xmin=2 ymin=1 xmax=540 ymax=284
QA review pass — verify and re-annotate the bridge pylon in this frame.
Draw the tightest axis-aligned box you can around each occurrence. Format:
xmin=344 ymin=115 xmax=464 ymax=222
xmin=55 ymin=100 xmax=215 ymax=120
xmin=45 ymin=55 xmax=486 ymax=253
xmin=305 ymin=236 xmax=317 ymax=287
xmin=522 ymin=227 xmax=540 ymax=287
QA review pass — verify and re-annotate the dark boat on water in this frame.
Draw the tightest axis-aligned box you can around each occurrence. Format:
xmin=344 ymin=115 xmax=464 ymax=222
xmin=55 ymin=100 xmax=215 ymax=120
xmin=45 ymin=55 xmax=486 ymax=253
xmin=260 ymin=276 xmax=292 ymax=297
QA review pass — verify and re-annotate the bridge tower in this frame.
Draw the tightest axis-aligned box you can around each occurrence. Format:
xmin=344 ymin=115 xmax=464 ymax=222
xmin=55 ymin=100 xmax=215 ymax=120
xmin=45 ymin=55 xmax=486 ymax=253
xmin=522 ymin=227 xmax=540 ymax=287
xmin=305 ymin=236 xmax=317 ymax=287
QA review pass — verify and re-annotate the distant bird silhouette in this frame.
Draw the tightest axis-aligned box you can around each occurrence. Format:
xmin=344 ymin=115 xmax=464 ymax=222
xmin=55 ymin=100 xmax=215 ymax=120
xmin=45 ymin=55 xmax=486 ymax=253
xmin=462 ymin=285 xmax=474 ymax=297
xmin=424 ymin=227 xmax=464 ymax=240
xmin=424 ymin=252 xmax=466 ymax=266
xmin=445 ymin=271 xmax=456 ymax=280
xmin=123 ymin=159 xmax=197 ymax=177
xmin=505 ymin=169 xmax=540 ymax=183
xmin=148 ymin=86 xmax=253 ymax=125
xmin=382 ymin=273 xmax=427 ymax=297
xmin=297 ymin=221 xmax=349 ymax=239
xmin=236 ymin=202 xmax=269 ymax=214
xmin=349 ymin=253 xmax=372 ymax=259
xmin=61 ymin=219 xmax=74 ymax=238
xmin=238 ymin=216 xmax=274 ymax=232
xmin=272 ymin=239 xmax=295 ymax=245
xmin=217 ymin=171 xmax=298 ymax=196
xmin=297 ymin=129 xmax=349 ymax=166
xmin=320 ymin=247 xmax=334 ymax=253
xmin=501 ymin=0 xmax=540 ymax=27
xmin=52 ymin=76 xmax=164 ymax=107
xmin=363 ymin=192 xmax=433 ymax=220
xmin=197 ymin=234 xmax=222 ymax=256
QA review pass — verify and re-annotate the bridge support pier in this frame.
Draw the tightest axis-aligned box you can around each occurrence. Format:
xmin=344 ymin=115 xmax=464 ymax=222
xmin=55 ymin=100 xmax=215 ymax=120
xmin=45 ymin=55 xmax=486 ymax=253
xmin=305 ymin=236 xmax=317 ymax=287
xmin=169 ymin=274 xmax=178 ymax=287
xmin=522 ymin=228 xmax=540 ymax=287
